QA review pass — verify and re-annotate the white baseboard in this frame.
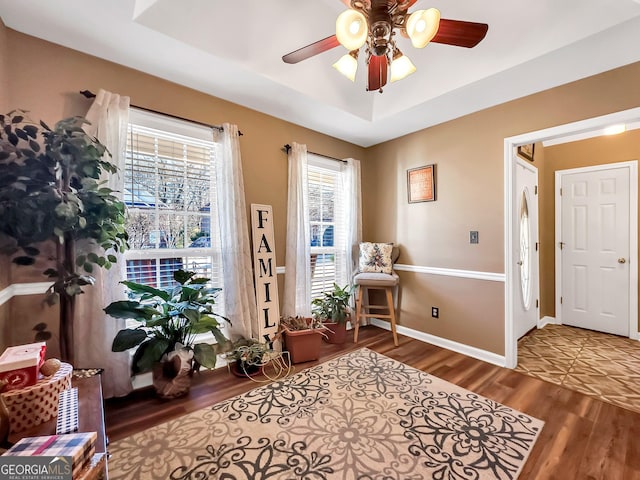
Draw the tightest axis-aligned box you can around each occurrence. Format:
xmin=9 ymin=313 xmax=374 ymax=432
xmin=538 ymin=316 xmax=557 ymax=329
xmin=370 ymin=318 xmax=506 ymax=367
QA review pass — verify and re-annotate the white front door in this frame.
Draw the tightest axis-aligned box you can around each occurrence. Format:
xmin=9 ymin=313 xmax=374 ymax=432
xmin=514 ymin=158 xmax=539 ymax=339
xmin=560 ymin=164 xmax=630 ymax=336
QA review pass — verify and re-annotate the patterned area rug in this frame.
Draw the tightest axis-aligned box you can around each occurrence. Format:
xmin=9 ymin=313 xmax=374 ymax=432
xmin=108 ymin=349 xmax=543 ymax=479
xmin=516 ymin=324 xmax=640 ymax=413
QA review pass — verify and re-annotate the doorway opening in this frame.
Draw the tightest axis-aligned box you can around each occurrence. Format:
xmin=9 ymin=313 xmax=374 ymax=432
xmin=504 ymin=106 xmax=640 ymax=368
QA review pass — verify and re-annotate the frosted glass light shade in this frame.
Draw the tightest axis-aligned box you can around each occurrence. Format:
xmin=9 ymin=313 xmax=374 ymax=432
xmin=336 ymin=9 xmax=368 ymax=51
xmin=390 ymin=54 xmax=416 ymax=82
xmin=333 ymin=53 xmax=358 ymax=82
xmin=406 ymin=8 xmax=441 ymax=48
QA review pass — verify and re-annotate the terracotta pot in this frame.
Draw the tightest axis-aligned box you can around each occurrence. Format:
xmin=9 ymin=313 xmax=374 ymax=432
xmin=323 ymin=322 xmax=347 ymax=344
xmin=283 ymin=327 xmax=324 ymax=364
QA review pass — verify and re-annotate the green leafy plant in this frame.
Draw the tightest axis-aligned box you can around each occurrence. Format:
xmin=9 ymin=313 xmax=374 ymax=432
xmin=0 ymin=110 xmax=128 ymax=362
xmin=279 ymin=315 xmax=323 ymax=331
xmin=105 ymin=269 xmax=230 ymax=375
xmin=224 ymin=339 xmax=271 ymax=366
xmin=311 ymin=283 xmax=354 ymax=324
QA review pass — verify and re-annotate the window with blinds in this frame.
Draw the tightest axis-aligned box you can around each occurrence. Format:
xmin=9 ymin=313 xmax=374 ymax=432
xmin=123 ymin=109 xmax=224 ymax=315
xmin=308 ymin=154 xmax=348 ymax=300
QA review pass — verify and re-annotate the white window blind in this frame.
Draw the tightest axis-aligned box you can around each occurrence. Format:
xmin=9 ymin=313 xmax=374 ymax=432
xmin=308 ymin=154 xmax=349 ymax=300
xmin=123 ymin=109 xmax=224 ymax=316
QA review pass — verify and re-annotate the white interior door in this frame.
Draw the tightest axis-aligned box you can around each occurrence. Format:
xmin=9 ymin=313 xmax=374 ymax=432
xmin=560 ymin=165 xmax=630 ymax=336
xmin=514 ymin=158 xmax=539 ymax=339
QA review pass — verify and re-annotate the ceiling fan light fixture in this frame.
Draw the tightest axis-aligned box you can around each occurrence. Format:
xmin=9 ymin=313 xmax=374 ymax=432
xmin=336 ymin=9 xmax=368 ymax=51
xmin=390 ymin=50 xmax=416 ymax=83
xmin=406 ymin=8 xmax=441 ymax=48
xmin=332 ymin=50 xmax=359 ymax=82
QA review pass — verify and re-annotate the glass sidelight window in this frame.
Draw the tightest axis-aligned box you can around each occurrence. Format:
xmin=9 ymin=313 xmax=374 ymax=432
xmin=519 ymin=189 xmax=532 ymax=309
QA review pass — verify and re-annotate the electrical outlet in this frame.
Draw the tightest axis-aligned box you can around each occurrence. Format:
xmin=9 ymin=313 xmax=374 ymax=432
xmin=470 ymin=231 xmax=479 ymax=244
xmin=431 ymin=306 xmax=439 ymax=318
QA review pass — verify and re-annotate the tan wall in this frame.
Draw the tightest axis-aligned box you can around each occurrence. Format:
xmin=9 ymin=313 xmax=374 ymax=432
xmin=0 ymin=29 xmax=366 ymax=351
xmin=366 ymin=62 xmax=640 ymax=355
xmin=3 ymin=24 xmax=640 ymax=358
xmin=539 ymin=129 xmax=640 ymax=329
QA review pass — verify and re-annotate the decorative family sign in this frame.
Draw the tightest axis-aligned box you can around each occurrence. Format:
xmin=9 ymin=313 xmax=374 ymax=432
xmin=250 ymin=204 xmax=280 ymax=348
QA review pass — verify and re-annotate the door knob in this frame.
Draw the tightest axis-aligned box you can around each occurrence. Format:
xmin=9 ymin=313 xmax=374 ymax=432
xmin=618 ymin=258 xmax=626 ymax=264
xmin=517 ymin=260 xmax=523 ymax=266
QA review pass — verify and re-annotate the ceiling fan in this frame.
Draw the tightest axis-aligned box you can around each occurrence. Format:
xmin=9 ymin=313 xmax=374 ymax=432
xmin=282 ymin=0 xmax=489 ymax=92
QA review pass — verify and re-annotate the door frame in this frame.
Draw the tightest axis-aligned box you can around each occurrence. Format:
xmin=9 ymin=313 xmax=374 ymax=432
xmin=554 ymin=161 xmax=638 ymax=337
xmin=504 ymin=106 xmax=640 ymax=368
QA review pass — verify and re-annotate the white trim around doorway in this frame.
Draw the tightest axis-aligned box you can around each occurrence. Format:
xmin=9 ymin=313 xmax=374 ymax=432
xmin=504 ymin=107 xmax=640 ymax=368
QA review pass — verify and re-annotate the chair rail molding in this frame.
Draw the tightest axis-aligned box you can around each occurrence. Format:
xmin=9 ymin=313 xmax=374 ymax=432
xmin=0 ymin=282 xmax=53 ymax=306
xmin=394 ymin=264 xmax=505 ymax=282
xmin=276 ymin=265 xmax=503 ymax=282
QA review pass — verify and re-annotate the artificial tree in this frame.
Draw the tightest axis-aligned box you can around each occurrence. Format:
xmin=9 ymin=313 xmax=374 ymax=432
xmin=0 ymin=110 xmax=128 ymax=363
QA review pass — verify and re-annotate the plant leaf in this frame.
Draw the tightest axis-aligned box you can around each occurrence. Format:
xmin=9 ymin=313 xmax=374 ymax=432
xmin=35 ymin=331 xmax=52 ymax=341
xmin=13 ymin=256 xmax=35 ymax=266
xmin=104 ymin=300 xmax=158 ymax=321
xmin=120 ymin=281 xmax=170 ymax=301
xmin=181 ymin=308 xmax=200 ymax=324
xmin=174 ymin=269 xmax=199 ymax=285
xmin=193 ymin=343 xmax=217 ymax=369
xmin=111 ymin=328 xmax=147 ymax=352
xmin=135 ymin=338 xmax=170 ymax=373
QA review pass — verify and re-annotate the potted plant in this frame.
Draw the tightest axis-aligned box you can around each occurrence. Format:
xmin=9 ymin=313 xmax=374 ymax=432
xmin=279 ymin=315 xmax=326 ymax=364
xmin=223 ymin=339 xmax=272 ymax=378
xmin=311 ymin=283 xmax=354 ymax=344
xmin=104 ymin=269 xmax=230 ymax=398
xmin=0 ymin=110 xmax=128 ymax=363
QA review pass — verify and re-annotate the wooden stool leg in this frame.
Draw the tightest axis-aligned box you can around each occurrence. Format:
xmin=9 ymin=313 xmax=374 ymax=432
xmin=354 ymin=286 xmax=364 ymax=343
xmin=386 ymin=287 xmax=399 ymax=347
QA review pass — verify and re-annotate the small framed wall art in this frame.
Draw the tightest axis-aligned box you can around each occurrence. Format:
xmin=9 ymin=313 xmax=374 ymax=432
xmin=517 ymin=143 xmax=535 ymax=162
xmin=407 ymin=164 xmax=436 ymax=203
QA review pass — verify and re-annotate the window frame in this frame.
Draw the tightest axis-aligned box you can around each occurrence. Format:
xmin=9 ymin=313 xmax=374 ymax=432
xmin=122 ymin=109 xmax=226 ymax=332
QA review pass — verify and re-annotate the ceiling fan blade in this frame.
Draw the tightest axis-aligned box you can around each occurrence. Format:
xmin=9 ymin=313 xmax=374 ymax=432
xmin=397 ymin=0 xmax=418 ymax=12
xmin=431 ymin=19 xmax=489 ymax=48
xmin=367 ymin=55 xmax=388 ymax=92
xmin=282 ymin=35 xmax=341 ymax=64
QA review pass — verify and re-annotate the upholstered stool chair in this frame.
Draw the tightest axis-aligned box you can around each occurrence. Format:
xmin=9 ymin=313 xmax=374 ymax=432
xmin=353 ymin=244 xmax=400 ymax=347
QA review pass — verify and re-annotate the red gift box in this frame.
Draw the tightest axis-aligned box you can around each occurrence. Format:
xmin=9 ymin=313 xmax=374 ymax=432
xmin=0 ymin=342 xmax=46 ymax=391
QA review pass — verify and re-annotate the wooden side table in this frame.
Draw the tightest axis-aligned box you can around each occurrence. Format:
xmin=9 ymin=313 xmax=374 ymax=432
xmin=7 ymin=374 xmax=108 ymax=478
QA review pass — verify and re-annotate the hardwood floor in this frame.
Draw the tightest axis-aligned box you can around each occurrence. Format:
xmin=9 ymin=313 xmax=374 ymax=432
xmin=105 ymin=326 xmax=640 ymax=479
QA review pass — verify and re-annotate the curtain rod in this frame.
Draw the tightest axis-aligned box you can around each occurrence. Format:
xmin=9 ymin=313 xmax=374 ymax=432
xmin=80 ymin=90 xmax=243 ymax=136
xmin=283 ymin=144 xmax=346 ymax=164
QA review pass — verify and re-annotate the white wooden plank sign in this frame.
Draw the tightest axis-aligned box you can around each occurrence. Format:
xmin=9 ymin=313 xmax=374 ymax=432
xmin=250 ymin=204 xmax=280 ymax=347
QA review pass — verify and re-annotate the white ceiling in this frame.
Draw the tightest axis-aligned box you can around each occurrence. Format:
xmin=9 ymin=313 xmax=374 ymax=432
xmin=1 ymin=0 xmax=640 ymax=147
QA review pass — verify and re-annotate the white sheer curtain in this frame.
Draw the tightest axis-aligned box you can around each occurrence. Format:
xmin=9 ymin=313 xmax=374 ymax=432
xmin=343 ymin=158 xmax=362 ymax=278
xmin=76 ymin=89 xmax=132 ymax=398
xmin=214 ymin=124 xmax=256 ymax=340
xmin=282 ymin=143 xmax=312 ymax=317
